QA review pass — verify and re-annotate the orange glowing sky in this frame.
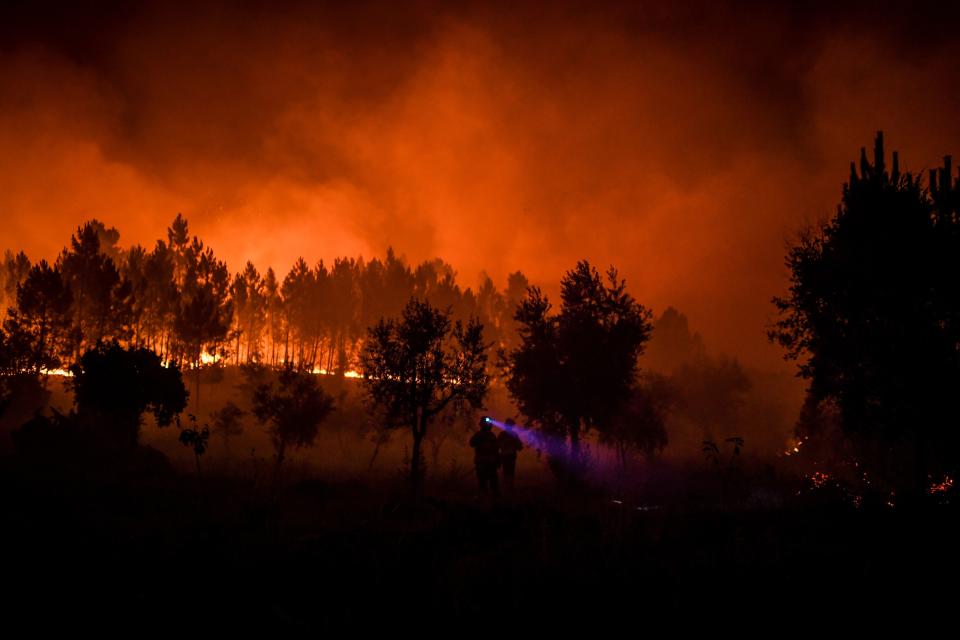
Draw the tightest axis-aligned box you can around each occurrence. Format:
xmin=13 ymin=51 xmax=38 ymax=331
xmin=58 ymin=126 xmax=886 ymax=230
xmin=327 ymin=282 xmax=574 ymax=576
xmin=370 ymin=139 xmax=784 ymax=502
xmin=2 ymin=1 xmax=959 ymax=369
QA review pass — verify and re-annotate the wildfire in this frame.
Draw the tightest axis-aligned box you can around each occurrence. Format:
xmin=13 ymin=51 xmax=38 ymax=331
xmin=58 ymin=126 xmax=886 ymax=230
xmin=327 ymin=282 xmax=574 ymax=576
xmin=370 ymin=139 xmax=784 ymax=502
xmin=41 ymin=368 xmax=73 ymax=377
xmin=808 ymin=471 xmax=831 ymax=489
xmin=39 ymin=357 xmax=363 ymax=379
xmin=928 ymin=475 xmax=954 ymax=495
xmin=310 ymin=366 xmax=362 ymax=379
xmin=783 ymin=436 xmax=806 ymax=457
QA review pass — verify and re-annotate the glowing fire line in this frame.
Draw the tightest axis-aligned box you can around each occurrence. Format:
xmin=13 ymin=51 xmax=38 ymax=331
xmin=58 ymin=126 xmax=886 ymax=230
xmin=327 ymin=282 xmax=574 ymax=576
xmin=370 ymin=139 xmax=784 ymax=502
xmin=40 ymin=352 xmax=363 ymax=379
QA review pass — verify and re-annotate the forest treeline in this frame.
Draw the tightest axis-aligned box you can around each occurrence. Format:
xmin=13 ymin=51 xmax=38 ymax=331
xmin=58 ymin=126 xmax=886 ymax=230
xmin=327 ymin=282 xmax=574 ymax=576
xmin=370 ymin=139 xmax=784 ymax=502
xmin=0 ymin=212 xmax=794 ymax=474
xmin=0 ymin=214 xmax=530 ymax=375
xmin=6 ymin=132 xmax=956 ymax=502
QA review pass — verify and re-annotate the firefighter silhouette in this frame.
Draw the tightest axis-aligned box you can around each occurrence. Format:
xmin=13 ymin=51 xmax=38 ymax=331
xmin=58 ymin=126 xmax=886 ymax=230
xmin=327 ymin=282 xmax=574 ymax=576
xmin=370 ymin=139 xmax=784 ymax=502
xmin=470 ymin=416 xmax=500 ymax=497
xmin=497 ymin=418 xmax=523 ymax=491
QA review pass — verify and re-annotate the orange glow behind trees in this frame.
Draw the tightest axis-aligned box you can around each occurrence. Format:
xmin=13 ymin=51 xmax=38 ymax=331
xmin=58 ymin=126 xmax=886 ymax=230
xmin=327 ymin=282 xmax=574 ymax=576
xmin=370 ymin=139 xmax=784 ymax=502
xmin=1 ymin=4 xmax=959 ymax=371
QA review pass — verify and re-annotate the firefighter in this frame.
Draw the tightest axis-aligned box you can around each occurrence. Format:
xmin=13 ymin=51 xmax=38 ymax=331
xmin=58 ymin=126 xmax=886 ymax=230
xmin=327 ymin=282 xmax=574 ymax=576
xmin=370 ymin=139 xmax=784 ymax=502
xmin=470 ymin=416 xmax=500 ymax=497
xmin=497 ymin=418 xmax=524 ymax=492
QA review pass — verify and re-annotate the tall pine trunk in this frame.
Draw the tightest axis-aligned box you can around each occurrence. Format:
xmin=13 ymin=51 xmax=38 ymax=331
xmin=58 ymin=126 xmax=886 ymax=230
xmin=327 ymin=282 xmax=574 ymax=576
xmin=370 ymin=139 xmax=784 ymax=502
xmin=410 ymin=410 xmax=428 ymax=495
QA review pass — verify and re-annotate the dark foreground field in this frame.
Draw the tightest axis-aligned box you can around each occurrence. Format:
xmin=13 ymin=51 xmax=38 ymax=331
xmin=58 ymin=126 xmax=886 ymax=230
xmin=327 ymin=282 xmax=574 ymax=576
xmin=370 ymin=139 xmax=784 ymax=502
xmin=3 ymin=451 xmax=958 ymax=632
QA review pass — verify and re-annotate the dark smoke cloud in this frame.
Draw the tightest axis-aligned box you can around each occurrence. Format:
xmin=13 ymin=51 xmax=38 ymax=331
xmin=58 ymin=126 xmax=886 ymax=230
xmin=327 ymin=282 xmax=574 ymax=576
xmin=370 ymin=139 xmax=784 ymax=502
xmin=2 ymin=0 xmax=959 ymax=369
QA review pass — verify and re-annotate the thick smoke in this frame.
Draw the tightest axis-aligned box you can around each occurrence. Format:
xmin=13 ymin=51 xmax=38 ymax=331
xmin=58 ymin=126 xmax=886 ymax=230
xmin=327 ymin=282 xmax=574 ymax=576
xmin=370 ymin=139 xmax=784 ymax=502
xmin=1 ymin=0 xmax=959 ymax=369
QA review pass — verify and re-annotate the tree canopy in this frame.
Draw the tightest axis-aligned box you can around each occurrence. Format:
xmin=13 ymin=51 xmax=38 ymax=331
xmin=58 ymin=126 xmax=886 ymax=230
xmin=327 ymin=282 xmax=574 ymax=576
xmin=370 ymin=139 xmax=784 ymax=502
xmin=771 ymin=132 xmax=960 ymax=494
xmin=360 ymin=297 xmax=489 ymax=489
xmin=69 ymin=341 xmax=188 ymax=449
xmin=251 ymin=366 xmax=335 ymax=472
xmin=2 ymin=260 xmax=72 ymax=373
xmin=502 ymin=260 xmax=653 ymax=472
xmin=0 ymin=215 xmax=528 ymax=395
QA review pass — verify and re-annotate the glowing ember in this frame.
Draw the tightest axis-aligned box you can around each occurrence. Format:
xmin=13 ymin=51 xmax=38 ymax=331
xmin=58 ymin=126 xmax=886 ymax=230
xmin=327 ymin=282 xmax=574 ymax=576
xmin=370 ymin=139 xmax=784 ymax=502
xmin=783 ymin=437 xmax=806 ymax=457
xmin=928 ymin=475 xmax=954 ymax=495
xmin=808 ymin=471 xmax=831 ymax=489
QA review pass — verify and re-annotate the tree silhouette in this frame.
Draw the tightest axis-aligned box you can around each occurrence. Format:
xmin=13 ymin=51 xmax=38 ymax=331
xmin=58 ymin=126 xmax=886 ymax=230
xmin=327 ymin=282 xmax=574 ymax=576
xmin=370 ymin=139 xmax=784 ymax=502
xmin=178 ymin=413 xmax=210 ymax=474
xmin=604 ymin=373 xmax=672 ymax=468
xmin=124 ymin=244 xmax=149 ymax=347
xmin=3 ymin=213 xmax=535 ymax=385
xmin=771 ymin=132 xmax=960 ymax=496
xmin=0 ymin=312 xmax=53 ymax=431
xmin=3 ymin=260 xmax=72 ymax=374
xmin=210 ymin=400 xmax=245 ymax=456
xmin=329 ymin=257 xmax=361 ymax=374
xmin=280 ymin=257 xmax=311 ymax=367
xmin=671 ymin=355 xmax=751 ymax=441
xmin=167 ymin=213 xmax=191 ymax=289
xmin=360 ymin=298 xmax=489 ymax=491
xmin=70 ymin=342 xmax=188 ymax=449
xmin=500 ymin=286 xmax=565 ymax=442
xmin=0 ymin=328 xmax=15 ymax=416
xmin=137 ymin=240 xmax=179 ymax=358
xmin=251 ymin=366 xmax=334 ymax=478
xmin=174 ymin=236 xmax=232 ymax=409
xmin=358 ymin=249 xmax=415 ymax=339
xmin=644 ymin=307 xmax=707 ymax=372
xmin=263 ymin=267 xmax=283 ymax=366
xmin=503 ymin=261 xmax=653 ymax=476
xmin=1 ymin=250 xmax=31 ymax=313
xmin=229 ymin=262 xmax=267 ymax=364
xmin=475 ymin=273 xmax=506 ymax=349
xmin=59 ymin=221 xmax=133 ymax=359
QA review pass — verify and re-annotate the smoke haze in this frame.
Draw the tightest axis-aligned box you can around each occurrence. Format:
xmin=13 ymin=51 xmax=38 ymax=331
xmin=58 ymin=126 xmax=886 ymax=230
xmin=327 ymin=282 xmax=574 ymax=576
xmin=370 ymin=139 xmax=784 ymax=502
xmin=2 ymin=0 xmax=959 ymax=369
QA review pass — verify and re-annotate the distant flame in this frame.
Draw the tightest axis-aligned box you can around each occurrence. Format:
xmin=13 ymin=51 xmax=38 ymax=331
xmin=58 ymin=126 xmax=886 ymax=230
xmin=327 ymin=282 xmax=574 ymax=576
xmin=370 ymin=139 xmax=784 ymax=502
xmin=41 ymin=367 xmax=73 ymax=377
xmin=310 ymin=366 xmax=362 ymax=378
xmin=928 ymin=475 xmax=954 ymax=495
xmin=39 ymin=358 xmax=364 ymax=379
xmin=808 ymin=471 xmax=831 ymax=489
xmin=783 ymin=436 xmax=806 ymax=456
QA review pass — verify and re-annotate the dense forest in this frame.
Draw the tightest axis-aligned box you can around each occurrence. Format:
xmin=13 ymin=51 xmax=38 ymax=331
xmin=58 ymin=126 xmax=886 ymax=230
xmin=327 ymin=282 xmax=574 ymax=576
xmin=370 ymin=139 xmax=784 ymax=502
xmin=0 ymin=210 xmax=802 ymax=474
xmin=0 ymin=213 xmax=530 ymax=375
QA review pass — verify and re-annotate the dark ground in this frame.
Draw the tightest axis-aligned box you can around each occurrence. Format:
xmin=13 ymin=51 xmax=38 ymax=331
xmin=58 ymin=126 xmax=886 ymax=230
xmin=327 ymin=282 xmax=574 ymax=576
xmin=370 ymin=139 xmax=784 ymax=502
xmin=2 ymin=449 xmax=958 ymax=633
